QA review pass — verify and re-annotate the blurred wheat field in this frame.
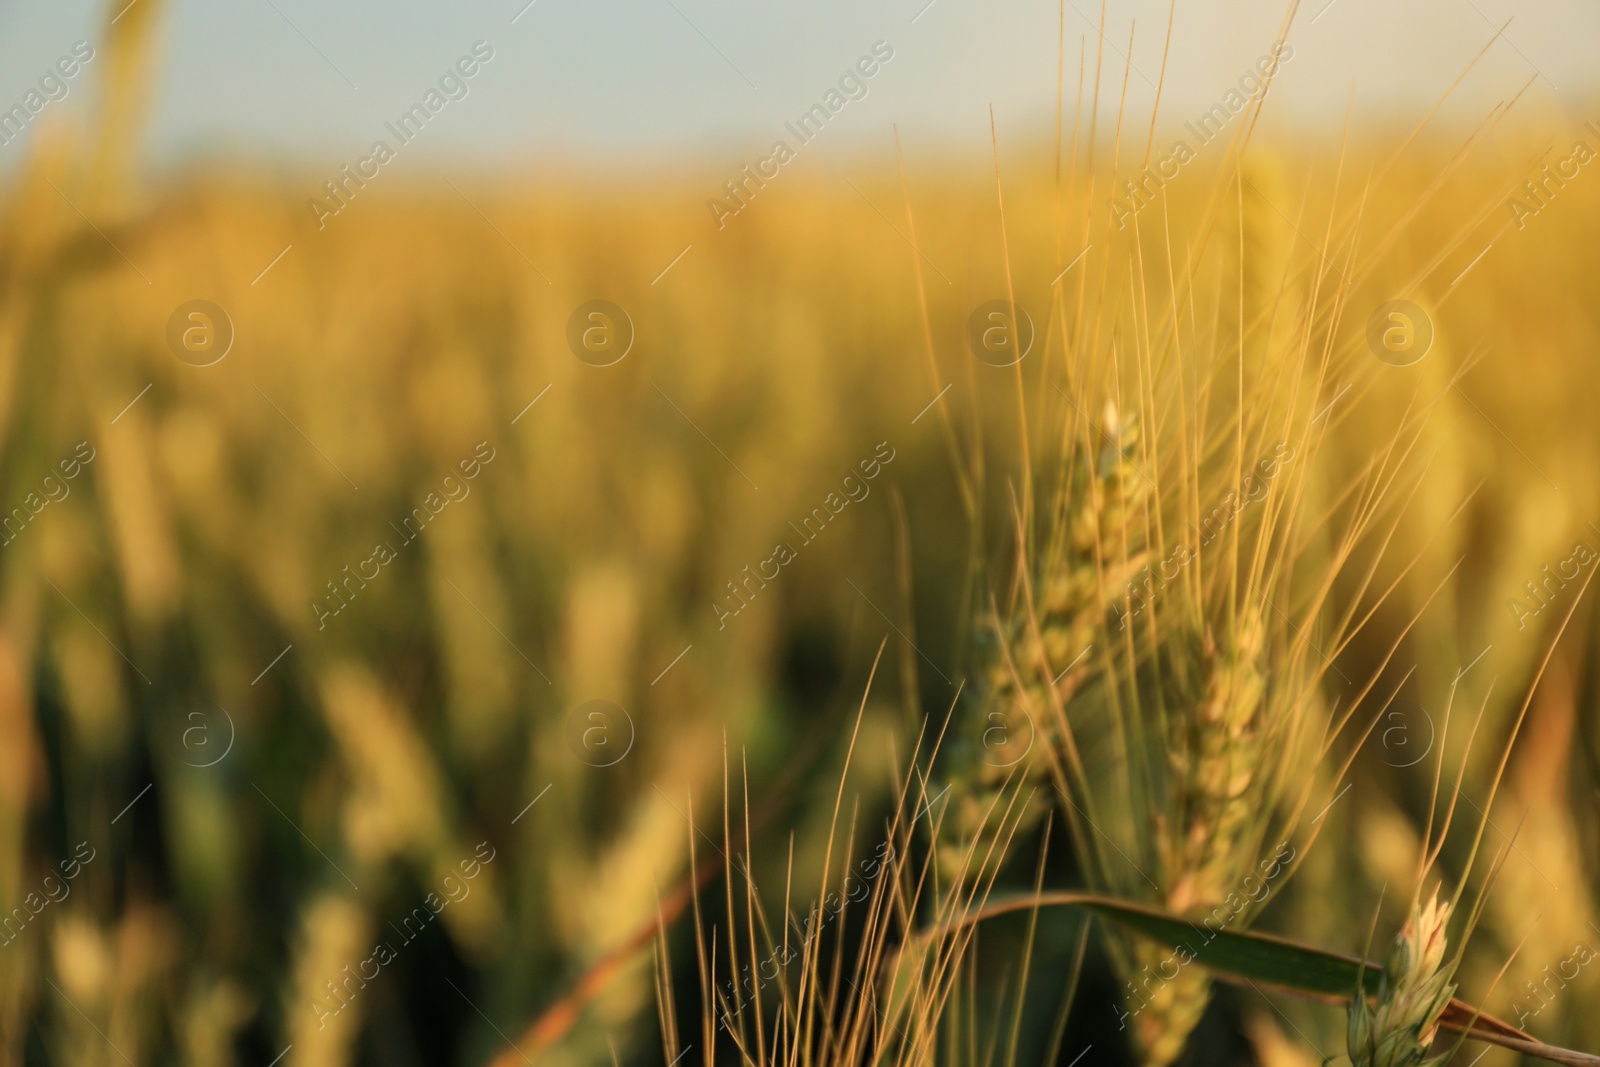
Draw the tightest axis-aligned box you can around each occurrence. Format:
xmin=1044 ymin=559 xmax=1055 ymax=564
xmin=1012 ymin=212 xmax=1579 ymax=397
xmin=5 ymin=3 xmax=1600 ymax=1066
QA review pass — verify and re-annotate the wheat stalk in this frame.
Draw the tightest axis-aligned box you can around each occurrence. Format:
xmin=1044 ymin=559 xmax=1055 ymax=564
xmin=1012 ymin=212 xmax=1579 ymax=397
xmin=932 ymin=60 xmax=1457 ymax=1059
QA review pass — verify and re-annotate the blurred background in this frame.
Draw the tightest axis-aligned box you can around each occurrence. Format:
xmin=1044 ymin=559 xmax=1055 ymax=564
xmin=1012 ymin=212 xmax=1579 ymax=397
xmin=2 ymin=0 xmax=1600 ymax=1065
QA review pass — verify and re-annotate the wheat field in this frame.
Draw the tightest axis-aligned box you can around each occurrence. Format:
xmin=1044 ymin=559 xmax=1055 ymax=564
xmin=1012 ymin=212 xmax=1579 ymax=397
xmin=2 ymin=2 xmax=1600 ymax=1066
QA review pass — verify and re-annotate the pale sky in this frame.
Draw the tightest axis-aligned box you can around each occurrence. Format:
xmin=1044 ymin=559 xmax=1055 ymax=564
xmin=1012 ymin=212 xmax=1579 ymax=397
xmin=0 ymin=0 xmax=1594 ymax=179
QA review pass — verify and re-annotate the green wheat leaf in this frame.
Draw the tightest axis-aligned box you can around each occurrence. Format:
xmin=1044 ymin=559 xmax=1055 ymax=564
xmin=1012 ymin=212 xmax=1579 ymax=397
xmin=946 ymin=892 xmax=1600 ymax=1067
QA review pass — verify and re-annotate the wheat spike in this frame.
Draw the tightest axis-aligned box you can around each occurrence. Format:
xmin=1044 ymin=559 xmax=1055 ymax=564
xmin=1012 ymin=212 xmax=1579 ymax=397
xmin=1347 ymin=889 xmax=1457 ymax=1067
